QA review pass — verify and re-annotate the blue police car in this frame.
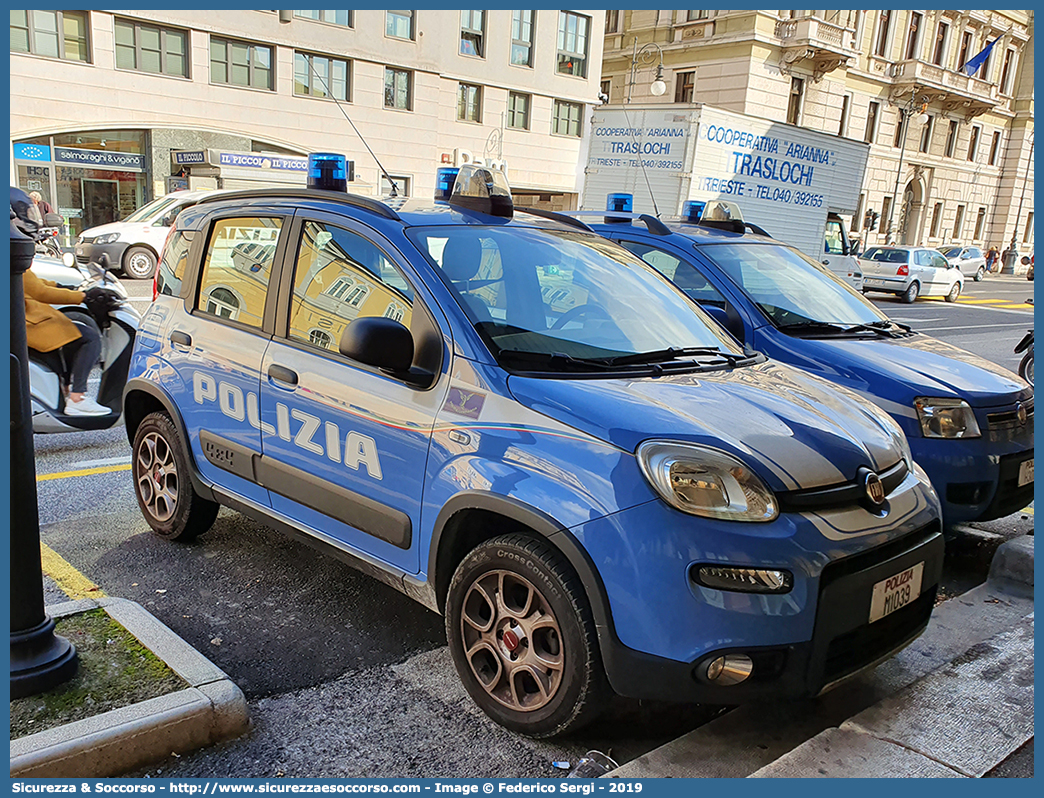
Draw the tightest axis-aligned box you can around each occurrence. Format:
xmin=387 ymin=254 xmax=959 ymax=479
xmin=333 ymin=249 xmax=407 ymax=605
xmin=124 ymin=158 xmax=944 ymax=737
xmin=588 ymin=198 xmax=1033 ymax=528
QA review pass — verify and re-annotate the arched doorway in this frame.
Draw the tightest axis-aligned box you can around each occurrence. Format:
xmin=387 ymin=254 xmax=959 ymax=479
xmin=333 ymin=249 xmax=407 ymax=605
xmin=897 ymin=172 xmax=927 ymax=246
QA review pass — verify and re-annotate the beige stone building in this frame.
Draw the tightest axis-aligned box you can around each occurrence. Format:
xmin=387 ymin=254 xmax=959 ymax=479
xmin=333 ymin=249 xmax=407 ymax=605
xmin=10 ymin=9 xmax=605 ymax=244
xmin=600 ymin=10 xmax=1033 ymax=261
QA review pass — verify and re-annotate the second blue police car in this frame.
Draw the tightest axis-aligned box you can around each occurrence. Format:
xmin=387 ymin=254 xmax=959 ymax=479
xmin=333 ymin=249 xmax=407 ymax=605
xmin=123 ymin=159 xmax=944 ymax=738
xmin=588 ymin=198 xmax=1033 ymax=528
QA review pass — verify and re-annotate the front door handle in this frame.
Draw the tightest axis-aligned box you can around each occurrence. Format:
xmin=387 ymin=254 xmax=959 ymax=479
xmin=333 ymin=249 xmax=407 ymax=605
xmin=171 ymin=330 xmax=192 ymax=347
xmin=268 ymin=364 xmax=298 ymax=387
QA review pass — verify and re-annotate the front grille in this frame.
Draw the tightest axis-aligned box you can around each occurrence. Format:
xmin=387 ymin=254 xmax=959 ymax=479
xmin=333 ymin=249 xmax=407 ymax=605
xmin=777 ymin=459 xmax=908 ymax=514
xmin=822 ymin=588 xmax=935 ymax=683
xmin=987 ymin=397 xmax=1034 ymax=431
xmin=78 ymin=236 xmax=95 ymax=245
xmin=819 ymin=523 xmax=939 ymax=588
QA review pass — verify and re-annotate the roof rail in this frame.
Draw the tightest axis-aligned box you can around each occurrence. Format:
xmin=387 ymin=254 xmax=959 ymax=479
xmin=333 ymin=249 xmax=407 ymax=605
xmin=522 ymin=207 xmax=595 ymax=232
xmin=193 ymin=188 xmax=402 ymax=221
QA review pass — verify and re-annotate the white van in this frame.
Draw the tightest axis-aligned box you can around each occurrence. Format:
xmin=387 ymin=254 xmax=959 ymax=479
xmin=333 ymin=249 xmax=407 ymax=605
xmin=74 ymin=189 xmax=234 ymax=279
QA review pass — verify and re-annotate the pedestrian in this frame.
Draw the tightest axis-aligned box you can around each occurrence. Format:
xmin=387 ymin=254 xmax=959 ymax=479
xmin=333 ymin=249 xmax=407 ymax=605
xmin=986 ymin=244 xmax=999 ymax=273
xmin=28 ymin=190 xmax=55 ymax=217
xmin=22 ymin=269 xmax=111 ymax=416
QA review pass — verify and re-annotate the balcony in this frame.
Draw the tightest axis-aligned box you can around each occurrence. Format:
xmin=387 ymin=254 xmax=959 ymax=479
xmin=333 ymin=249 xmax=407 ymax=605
xmin=774 ymin=16 xmax=860 ymax=82
xmin=888 ymin=59 xmax=1000 ymax=121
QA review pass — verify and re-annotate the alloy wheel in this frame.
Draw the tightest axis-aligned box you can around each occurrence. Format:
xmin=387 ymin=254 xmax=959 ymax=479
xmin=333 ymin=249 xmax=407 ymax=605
xmin=135 ymin=431 xmax=180 ymax=523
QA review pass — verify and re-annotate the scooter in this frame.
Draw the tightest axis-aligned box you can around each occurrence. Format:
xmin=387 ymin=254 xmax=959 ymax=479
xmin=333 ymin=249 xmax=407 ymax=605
xmin=34 ymin=211 xmax=65 ymax=259
xmin=28 ymin=252 xmax=141 ymax=433
xmin=1015 ymin=298 xmax=1033 ymax=387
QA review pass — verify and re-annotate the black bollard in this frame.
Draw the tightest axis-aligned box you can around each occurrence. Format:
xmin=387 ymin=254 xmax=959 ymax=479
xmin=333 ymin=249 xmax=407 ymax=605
xmin=9 ymin=188 xmax=78 ymax=698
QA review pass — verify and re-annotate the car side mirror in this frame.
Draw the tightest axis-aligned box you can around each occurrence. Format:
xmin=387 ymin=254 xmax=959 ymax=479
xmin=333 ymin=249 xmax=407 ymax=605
xmin=160 ymin=213 xmax=176 ymax=227
xmin=339 ymin=316 xmax=433 ymax=389
xmin=43 ymin=212 xmax=64 ymax=227
xmin=701 ymin=304 xmax=745 ymax=342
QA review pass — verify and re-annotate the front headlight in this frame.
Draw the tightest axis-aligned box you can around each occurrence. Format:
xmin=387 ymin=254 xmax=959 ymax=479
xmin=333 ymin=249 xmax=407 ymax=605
xmin=914 ymin=397 xmax=981 ymax=439
xmin=95 ymin=232 xmax=121 ymax=244
xmin=637 ymin=441 xmax=778 ymax=522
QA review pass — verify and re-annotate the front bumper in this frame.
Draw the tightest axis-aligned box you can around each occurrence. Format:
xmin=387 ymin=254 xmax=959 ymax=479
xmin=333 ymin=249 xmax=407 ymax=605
xmin=75 ymin=240 xmax=130 ymax=269
xmin=595 ymin=522 xmax=942 ymax=704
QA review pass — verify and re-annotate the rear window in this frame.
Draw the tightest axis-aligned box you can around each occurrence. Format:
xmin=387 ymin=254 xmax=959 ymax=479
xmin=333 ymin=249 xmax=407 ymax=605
xmin=862 ymin=248 xmax=909 ymax=263
xmin=156 ymin=231 xmax=191 ymax=297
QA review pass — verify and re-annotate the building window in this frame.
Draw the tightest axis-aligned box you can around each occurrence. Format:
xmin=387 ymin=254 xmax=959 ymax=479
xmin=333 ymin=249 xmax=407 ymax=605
xmin=552 ymin=100 xmax=583 ymax=137
xmin=865 ymin=101 xmax=879 ymax=144
xmin=838 ymin=95 xmax=851 ymax=137
xmin=874 ymin=11 xmax=891 ymax=57
xmin=953 ymin=204 xmax=965 ymax=240
xmin=308 ymin=329 xmax=333 ymax=349
xmin=457 ymin=83 xmax=482 ymax=123
xmin=1000 ymin=49 xmax=1015 ymax=95
xmin=945 ymin=120 xmax=959 ymax=158
xmin=294 ymin=10 xmax=352 ymax=28
xmin=211 ymin=37 xmax=273 ymax=90
xmin=988 ymin=131 xmax=1002 ymax=166
xmin=557 ymin=11 xmax=590 ymax=78
xmin=919 ymin=116 xmax=933 ymax=153
xmin=511 ymin=10 xmax=534 ymax=67
xmin=930 ymin=202 xmax=943 ymax=238
xmin=904 ymin=12 xmax=922 ymax=60
xmin=600 ymin=79 xmax=611 ymax=102
xmin=973 ymin=207 xmax=987 ymax=241
xmin=606 ymin=10 xmax=620 ymax=33
xmin=380 ymin=175 xmax=411 ymax=197
xmin=957 ymin=30 xmax=972 ymax=71
xmin=979 ymin=37 xmax=995 ymax=80
xmin=386 ymin=11 xmax=415 ymax=40
xmin=932 ymin=21 xmax=949 ymax=66
xmin=967 ymin=126 xmax=980 ymax=162
xmin=675 ymin=71 xmax=695 ymax=104
xmin=881 ymin=196 xmax=892 ymax=234
xmin=460 ymin=10 xmax=485 ymax=57
xmin=507 ymin=92 xmax=530 ymax=130
xmin=893 ymin=110 xmax=905 ymax=148
xmin=687 ymin=11 xmax=710 ymax=21
xmin=384 ymin=67 xmax=412 ymax=110
xmin=114 ymin=18 xmax=187 ymax=78
xmin=294 ymin=52 xmax=350 ymax=101
xmin=787 ymin=77 xmax=804 ymax=125
xmin=10 ymin=10 xmax=90 ymax=62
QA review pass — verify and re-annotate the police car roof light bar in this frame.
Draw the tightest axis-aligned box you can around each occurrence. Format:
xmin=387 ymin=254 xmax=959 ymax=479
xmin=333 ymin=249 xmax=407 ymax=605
xmin=435 ymin=167 xmax=460 ymax=201
xmin=308 ymin=153 xmax=348 ymax=193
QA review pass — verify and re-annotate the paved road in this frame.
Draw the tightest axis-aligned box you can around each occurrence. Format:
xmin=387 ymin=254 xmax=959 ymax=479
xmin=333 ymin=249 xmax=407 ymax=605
xmin=32 ymin=270 xmax=1033 ymax=777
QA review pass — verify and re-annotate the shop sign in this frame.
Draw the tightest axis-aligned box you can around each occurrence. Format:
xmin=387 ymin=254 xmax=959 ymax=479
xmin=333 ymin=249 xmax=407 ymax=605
xmin=173 ymin=150 xmax=208 ymax=165
xmin=218 ymin=152 xmax=309 ymax=171
xmin=54 ymin=147 xmax=145 ymax=171
xmin=14 ymin=143 xmax=51 ymax=162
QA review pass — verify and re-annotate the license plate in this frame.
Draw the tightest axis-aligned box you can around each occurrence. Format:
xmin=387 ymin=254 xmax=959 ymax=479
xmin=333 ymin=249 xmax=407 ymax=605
xmin=869 ymin=562 xmax=923 ymax=624
xmin=1018 ymin=459 xmax=1034 ymax=487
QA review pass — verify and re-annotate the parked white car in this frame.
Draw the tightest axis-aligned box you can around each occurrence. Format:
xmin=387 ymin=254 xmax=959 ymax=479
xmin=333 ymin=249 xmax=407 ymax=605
xmin=859 ymin=245 xmax=964 ymax=303
xmin=74 ymin=189 xmax=234 ymax=279
xmin=939 ymin=245 xmax=987 ymax=281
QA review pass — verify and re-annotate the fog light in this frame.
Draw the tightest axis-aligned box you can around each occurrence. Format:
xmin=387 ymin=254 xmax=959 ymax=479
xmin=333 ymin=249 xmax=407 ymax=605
xmin=693 ymin=565 xmax=793 ymax=593
xmin=706 ymin=654 xmax=753 ymax=685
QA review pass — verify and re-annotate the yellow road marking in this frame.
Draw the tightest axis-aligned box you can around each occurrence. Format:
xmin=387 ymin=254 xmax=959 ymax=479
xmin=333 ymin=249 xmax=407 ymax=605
xmin=996 ymin=304 xmax=1034 ymax=309
xmin=1021 ymin=505 xmax=1034 ymax=516
xmin=39 ymin=543 xmax=106 ymax=599
xmin=956 ymin=298 xmax=1008 ymax=304
xmin=37 ymin=464 xmax=132 ymax=482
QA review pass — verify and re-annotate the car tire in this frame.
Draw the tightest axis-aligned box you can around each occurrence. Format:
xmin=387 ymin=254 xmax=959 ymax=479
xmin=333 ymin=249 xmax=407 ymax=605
xmin=1019 ymin=351 xmax=1034 ymax=386
xmin=123 ymin=246 xmax=157 ymax=280
xmin=445 ymin=533 xmax=609 ymax=738
xmin=974 ymin=266 xmax=985 ymax=282
xmin=945 ymin=282 xmax=961 ymax=302
xmin=132 ymin=412 xmax=219 ymax=541
xmin=902 ymin=281 xmax=920 ymax=304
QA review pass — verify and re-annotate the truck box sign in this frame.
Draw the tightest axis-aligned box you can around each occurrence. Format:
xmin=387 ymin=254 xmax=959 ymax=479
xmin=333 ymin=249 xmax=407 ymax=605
xmin=583 ymin=104 xmax=870 ymax=259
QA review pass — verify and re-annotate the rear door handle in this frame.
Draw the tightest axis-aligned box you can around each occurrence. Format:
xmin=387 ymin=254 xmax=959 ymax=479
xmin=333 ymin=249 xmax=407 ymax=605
xmin=268 ymin=364 xmax=298 ymax=387
xmin=170 ymin=331 xmax=192 ymax=348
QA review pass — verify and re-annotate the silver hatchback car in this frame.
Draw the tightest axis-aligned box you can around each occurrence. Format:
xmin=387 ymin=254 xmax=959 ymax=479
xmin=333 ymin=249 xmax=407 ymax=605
xmin=940 ymin=245 xmax=987 ymax=281
xmin=859 ymin=246 xmax=964 ymax=303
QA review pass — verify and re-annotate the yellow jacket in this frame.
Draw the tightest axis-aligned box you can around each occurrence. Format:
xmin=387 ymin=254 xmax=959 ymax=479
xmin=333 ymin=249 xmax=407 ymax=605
xmin=23 ymin=270 xmax=85 ymax=353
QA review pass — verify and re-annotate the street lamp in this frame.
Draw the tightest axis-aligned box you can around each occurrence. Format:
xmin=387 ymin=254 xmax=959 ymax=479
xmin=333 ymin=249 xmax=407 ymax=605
xmin=627 ymin=39 xmax=667 ymax=103
xmin=1007 ymin=131 xmax=1034 ymax=269
xmin=884 ymin=90 xmax=931 ymax=245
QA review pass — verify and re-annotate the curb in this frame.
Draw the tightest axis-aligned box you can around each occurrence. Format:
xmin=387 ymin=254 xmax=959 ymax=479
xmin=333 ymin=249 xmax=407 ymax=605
xmin=605 ymin=533 xmax=1035 ymax=779
xmin=10 ymin=597 xmax=250 ymax=778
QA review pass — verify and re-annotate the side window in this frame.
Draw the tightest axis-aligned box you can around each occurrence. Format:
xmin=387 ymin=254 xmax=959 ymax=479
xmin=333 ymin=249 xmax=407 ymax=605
xmin=824 ymin=220 xmax=845 ymax=254
xmin=914 ymin=250 xmax=932 ymax=267
xmin=968 ymin=247 xmax=982 ymax=259
xmin=288 ymin=220 xmax=415 ymax=352
xmin=617 ymin=240 xmax=729 ymax=307
xmin=156 ymin=230 xmax=190 ymax=297
xmin=933 ymin=253 xmax=951 ymax=269
xmin=196 ymin=217 xmax=282 ymax=327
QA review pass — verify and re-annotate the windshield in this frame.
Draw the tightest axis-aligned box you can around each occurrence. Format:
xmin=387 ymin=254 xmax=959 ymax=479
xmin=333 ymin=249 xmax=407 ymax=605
xmin=941 ymin=247 xmax=962 ymax=258
xmin=407 ymin=225 xmax=742 ymax=369
xmin=698 ymin=242 xmax=890 ymax=327
xmin=122 ymin=194 xmax=185 ymax=223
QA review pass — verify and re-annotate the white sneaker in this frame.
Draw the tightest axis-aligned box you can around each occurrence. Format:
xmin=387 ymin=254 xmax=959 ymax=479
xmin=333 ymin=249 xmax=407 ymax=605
xmin=65 ymin=396 xmax=110 ymax=416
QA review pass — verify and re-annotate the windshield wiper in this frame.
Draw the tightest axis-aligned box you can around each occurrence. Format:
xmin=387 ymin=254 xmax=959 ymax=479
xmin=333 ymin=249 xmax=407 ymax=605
xmin=778 ymin=320 xmax=906 ymax=338
xmin=496 ymin=349 xmax=618 ymax=371
xmin=602 ymin=346 xmax=756 ymax=367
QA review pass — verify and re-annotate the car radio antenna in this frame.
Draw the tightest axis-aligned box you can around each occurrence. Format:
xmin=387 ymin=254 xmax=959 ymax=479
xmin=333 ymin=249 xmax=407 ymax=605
xmin=308 ymin=62 xmax=400 ymax=197
xmin=620 ymin=104 xmax=661 ymax=218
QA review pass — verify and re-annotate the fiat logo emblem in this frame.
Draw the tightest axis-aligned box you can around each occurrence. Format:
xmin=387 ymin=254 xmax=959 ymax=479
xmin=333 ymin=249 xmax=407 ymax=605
xmin=864 ymin=472 xmax=886 ymax=505
xmin=1016 ymin=403 xmax=1027 ymax=425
